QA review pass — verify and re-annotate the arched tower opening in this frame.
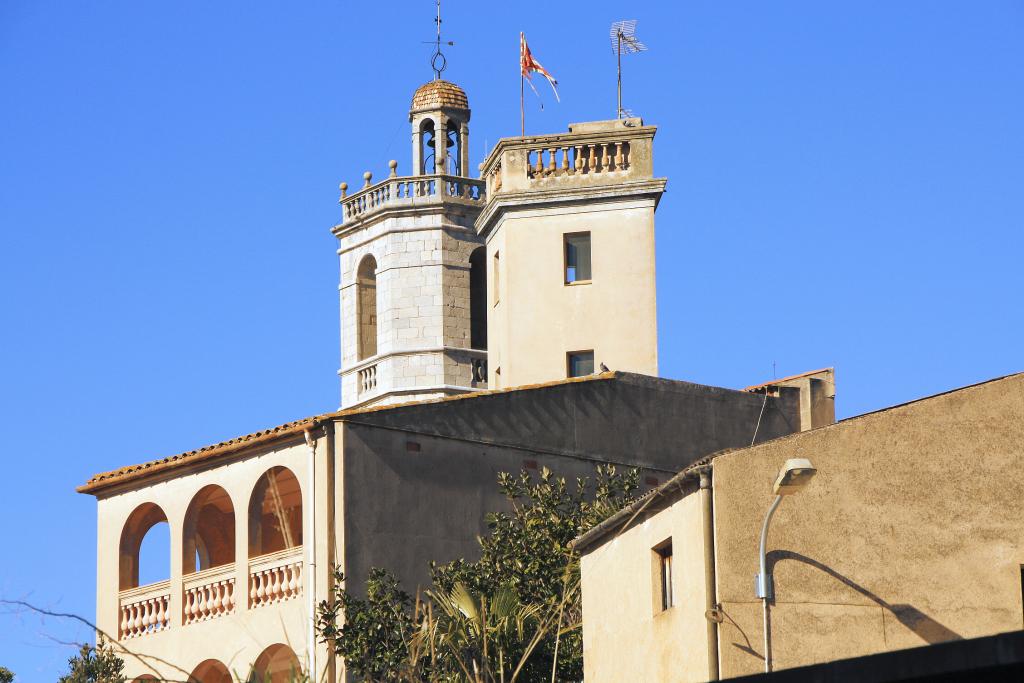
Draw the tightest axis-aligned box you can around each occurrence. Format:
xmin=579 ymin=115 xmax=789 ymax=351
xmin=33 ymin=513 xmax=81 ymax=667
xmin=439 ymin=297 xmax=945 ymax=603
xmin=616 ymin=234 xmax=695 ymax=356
xmin=356 ymin=255 xmax=378 ymax=361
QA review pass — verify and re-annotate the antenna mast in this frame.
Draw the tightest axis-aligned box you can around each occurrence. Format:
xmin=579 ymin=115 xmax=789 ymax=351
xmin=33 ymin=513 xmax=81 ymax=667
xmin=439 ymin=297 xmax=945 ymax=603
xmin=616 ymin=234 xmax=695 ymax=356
xmin=610 ymin=20 xmax=647 ymax=118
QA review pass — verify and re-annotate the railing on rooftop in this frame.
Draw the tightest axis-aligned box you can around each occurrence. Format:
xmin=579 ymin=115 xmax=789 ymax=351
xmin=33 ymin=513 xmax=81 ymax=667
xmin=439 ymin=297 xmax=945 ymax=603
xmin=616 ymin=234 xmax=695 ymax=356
xmin=119 ymin=580 xmax=171 ymax=639
xmin=339 ymin=174 xmax=485 ymax=226
xmin=481 ymin=120 xmax=656 ymax=198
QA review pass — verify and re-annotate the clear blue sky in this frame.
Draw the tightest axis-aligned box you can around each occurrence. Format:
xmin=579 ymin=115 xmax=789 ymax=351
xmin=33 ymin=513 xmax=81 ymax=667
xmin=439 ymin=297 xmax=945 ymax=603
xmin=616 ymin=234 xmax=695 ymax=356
xmin=1 ymin=1 xmax=1021 ymax=677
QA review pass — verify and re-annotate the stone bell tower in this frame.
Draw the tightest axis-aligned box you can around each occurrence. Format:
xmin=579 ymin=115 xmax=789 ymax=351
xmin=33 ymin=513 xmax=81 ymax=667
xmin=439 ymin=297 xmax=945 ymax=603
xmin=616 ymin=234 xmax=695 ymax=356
xmin=331 ymin=79 xmax=488 ymax=409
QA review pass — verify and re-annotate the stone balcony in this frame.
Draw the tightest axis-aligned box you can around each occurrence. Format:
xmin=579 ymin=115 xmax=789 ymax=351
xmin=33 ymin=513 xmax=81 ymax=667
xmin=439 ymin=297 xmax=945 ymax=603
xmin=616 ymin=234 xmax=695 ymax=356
xmin=475 ymin=119 xmax=666 ymax=235
xmin=332 ymin=170 xmax=486 ymax=236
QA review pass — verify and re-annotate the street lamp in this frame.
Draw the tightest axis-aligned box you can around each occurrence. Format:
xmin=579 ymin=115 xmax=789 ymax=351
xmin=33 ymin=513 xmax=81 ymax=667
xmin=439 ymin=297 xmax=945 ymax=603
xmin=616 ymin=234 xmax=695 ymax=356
xmin=755 ymin=458 xmax=818 ymax=672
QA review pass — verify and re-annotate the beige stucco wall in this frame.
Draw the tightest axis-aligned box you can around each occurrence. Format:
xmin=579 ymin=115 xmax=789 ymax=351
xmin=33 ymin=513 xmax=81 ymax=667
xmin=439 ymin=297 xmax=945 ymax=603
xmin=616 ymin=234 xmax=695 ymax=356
xmin=711 ymin=373 xmax=1024 ymax=676
xmin=484 ymin=198 xmax=658 ymax=388
xmin=581 ymin=483 xmax=712 ymax=683
xmin=577 ymin=373 xmax=1024 ymax=680
xmin=94 ymin=433 xmax=335 ymax=681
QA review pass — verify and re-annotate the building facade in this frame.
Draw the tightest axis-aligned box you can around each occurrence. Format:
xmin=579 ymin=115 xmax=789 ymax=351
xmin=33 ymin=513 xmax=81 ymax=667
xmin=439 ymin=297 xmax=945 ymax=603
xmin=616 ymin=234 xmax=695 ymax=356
xmin=82 ymin=372 xmax=821 ymax=681
xmin=83 ymin=74 xmax=841 ymax=681
xmin=575 ymin=372 xmax=1024 ymax=682
xmin=477 ymin=118 xmax=665 ymax=389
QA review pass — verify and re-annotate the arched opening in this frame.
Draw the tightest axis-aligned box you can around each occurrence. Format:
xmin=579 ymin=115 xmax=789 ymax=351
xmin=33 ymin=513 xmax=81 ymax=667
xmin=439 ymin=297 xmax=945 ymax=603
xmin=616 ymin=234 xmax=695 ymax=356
xmin=248 ymin=466 xmax=302 ymax=558
xmin=249 ymin=644 xmax=301 ymax=683
xmin=182 ymin=485 xmax=235 ymax=574
xmin=420 ymin=118 xmax=436 ymax=175
xmin=132 ymin=676 xmax=159 ymax=682
xmin=469 ymin=246 xmax=487 ymax=351
xmin=190 ymin=659 xmax=233 ymax=683
xmin=119 ymin=503 xmax=170 ymax=590
xmin=356 ymin=255 xmax=378 ymax=361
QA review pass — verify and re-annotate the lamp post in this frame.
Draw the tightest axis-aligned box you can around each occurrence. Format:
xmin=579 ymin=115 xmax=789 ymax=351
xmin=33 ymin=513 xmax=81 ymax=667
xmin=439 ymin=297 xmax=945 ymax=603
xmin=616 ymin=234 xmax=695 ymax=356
xmin=755 ymin=458 xmax=818 ymax=673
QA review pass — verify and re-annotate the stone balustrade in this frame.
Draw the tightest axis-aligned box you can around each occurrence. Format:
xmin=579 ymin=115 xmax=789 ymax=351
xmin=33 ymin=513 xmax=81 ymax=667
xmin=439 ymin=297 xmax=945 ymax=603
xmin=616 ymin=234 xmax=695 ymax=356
xmin=249 ymin=548 xmax=303 ymax=608
xmin=526 ymin=141 xmax=631 ymax=179
xmin=182 ymin=564 xmax=236 ymax=625
xmin=358 ymin=363 xmax=378 ymax=395
xmin=338 ymin=174 xmax=485 ymax=226
xmin=119 ymin=580 xmax=171 ymax=639
xmin=480 ymin=118 xmax=657 ymax=198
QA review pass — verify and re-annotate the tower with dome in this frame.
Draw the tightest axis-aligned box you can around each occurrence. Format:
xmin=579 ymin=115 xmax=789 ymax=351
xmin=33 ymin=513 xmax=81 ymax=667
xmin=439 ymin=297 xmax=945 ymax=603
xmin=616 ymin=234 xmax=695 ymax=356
xmin=333 ymin=78 xmax=488 ymax=409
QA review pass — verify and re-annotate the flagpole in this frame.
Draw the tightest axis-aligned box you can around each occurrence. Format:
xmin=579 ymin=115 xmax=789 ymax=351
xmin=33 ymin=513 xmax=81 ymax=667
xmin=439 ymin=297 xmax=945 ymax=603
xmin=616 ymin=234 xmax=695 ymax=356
xmin=520 ymin=32 xmax=525 ymax=137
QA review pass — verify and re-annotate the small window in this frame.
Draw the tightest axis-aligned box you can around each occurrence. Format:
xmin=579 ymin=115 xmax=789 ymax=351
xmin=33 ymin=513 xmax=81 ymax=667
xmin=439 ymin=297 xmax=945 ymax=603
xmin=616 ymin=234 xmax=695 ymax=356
xmin=564 ymin=232 xmax=592 ymax=283
xmin=567 ymin=351 xmax=594 ymax=378
xmin=655 ymin=541 xmax=674 ymax=612
xmin=493 ymin=251 xmax=501 ymax=305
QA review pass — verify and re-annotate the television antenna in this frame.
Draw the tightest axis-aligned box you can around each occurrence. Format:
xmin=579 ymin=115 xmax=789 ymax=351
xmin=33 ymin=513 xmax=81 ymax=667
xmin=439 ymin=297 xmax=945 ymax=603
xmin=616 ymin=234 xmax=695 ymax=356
xmin=610 ymin=20 xmax=647 ymax=119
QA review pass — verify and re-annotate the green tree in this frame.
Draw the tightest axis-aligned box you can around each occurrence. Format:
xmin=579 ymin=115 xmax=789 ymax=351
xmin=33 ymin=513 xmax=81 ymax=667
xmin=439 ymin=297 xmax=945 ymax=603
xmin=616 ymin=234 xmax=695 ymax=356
xmin=58 ymin=641 xmax=125 ymax=683
xmin=317 ymin=567 xmax=421 ymax=682
xmin=318 ymin=464 xmax=640 ymax=682
xmin=431 ymin=465 xmax=639 ymax=681
xmin=0 ymin=666 xmax=14 ymax=683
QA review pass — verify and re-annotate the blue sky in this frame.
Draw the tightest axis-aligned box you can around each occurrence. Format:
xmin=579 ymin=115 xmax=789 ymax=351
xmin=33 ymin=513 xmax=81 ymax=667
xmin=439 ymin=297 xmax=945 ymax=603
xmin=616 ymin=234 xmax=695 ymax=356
xmin=1 ymin=1 xmax=1021 ymax=678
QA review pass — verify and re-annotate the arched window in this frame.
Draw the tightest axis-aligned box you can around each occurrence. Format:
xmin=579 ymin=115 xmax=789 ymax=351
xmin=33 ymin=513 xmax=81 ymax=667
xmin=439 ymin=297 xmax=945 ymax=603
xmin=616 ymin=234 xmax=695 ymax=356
xmin=357 ymin=255 xmax=378 ymax=361
xmin=469 ymin=246 xmax=487 ymax=350
xmin=182 ymin=485 xmax=235 ymax=574
xmin=119 ymin=503 xmax=170 ymax=590
xmin=189 ymin=659 xmax=233 ymax=683
xmin=248 ymin=467 xmax=302 ymax=558
xmin=249 ymin=644 xmax=301 ymax=683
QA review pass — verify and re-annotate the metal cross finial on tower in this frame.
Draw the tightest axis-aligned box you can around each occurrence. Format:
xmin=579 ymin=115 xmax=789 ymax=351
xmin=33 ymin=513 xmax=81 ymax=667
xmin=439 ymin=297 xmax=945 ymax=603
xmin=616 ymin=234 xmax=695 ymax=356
xmin=610 ymin=20 xmax=648 ymax=118
xmin=431 ymin=0 xmax=452 ymax=79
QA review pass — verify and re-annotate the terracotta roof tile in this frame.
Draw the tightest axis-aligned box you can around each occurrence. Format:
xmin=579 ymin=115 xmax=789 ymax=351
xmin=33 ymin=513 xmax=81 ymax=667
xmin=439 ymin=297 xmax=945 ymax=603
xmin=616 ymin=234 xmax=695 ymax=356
xmin=411 ymin=79 xmax=469 ymax=111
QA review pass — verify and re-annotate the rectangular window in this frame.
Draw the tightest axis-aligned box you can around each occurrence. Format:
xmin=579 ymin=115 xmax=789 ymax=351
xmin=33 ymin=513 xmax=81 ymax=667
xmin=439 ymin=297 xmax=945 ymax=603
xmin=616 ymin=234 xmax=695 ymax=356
xmin=655 ymin=541 xmax=674 ymax=612
xmin=493 ymin=251 xmax=501 ymax=305
xmin=567 ymin=351 xmax=594 ymax=378
xmin=564 ymin=232 xmax=592 ymax=283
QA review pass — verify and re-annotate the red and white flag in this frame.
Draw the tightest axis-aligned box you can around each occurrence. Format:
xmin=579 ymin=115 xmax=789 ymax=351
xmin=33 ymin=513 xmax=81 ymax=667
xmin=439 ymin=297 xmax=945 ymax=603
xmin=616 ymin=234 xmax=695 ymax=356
xmin=520 ymin=32 xmax=560 ymax=103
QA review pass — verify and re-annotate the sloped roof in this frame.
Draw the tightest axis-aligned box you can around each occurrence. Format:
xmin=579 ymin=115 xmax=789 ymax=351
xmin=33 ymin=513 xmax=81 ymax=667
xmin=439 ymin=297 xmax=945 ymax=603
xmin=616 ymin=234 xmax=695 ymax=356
xmin=572 ymin=371 xmax=1023 ymax=553
xmin=77 ymin=372 xmax=618 ymax=495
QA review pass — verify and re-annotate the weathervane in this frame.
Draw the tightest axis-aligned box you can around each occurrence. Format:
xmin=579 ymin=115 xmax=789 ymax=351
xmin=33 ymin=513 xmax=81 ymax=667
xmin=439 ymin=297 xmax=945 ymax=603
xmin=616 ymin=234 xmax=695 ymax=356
xmin=430 ymin=0 xmax=455 ymax=79
xmin=610 ymin=20 xmax=647 ymax=118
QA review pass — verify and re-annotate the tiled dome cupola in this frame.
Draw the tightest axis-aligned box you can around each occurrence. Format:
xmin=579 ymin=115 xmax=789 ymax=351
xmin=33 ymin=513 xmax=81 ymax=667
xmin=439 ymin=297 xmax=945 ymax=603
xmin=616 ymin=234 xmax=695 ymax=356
xmin=411 ymin=79 xmax=469 ymax=112
xmin=409 ymin=79 xmax=471 ymax=177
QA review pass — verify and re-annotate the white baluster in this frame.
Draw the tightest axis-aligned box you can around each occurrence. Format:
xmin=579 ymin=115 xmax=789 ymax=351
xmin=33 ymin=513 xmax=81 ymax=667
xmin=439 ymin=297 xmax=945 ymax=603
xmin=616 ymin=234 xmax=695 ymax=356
xmin=256 ymin=571 xmax=266 ymax=603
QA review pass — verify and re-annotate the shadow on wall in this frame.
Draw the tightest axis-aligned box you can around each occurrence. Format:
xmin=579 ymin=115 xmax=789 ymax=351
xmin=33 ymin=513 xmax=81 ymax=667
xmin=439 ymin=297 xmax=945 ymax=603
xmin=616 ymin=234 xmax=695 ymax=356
xmin=768 ymin=550 xmax=963 ymax=645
